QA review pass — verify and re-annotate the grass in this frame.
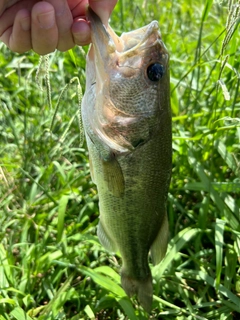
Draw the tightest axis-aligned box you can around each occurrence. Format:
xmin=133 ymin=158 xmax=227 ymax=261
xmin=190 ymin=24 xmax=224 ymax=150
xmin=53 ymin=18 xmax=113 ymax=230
xmin=0 ymin=0 xmax=240 ymax=319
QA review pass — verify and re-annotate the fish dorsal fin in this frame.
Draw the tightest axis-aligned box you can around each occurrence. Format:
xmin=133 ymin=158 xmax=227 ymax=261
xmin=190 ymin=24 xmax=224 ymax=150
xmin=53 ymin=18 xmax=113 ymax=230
xmin=150 ymin=212 xmax=169 ymax=265
xmin=102 ymin=156 xmax=124 ymax=198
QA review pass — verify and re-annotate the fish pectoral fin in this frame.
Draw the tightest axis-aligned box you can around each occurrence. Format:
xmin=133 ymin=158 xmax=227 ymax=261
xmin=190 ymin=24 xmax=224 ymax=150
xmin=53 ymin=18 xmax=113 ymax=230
xmin=88 ymin=155 xmax=96 ymax=184
xmin=150 ymin=212 xmax=169 ymax=265
xmin=97 ymin=220 xmax=117 ymax=252
xmin=102 ymin=156 xmax=125 ymax=197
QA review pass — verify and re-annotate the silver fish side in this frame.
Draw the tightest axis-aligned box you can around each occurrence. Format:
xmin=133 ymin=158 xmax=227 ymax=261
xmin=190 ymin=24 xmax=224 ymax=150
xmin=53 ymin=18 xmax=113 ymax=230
xmin=81 ymin=7 xmax=172 ymax=312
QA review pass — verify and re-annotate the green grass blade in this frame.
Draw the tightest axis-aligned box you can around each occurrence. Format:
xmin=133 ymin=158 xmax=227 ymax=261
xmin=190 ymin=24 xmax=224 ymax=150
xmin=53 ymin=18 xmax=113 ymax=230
xmin=10 ymin=307 xmax=34 ymax=320
xmin=198 ymin=271 xmax=240 ymax=311
xmin=68 ymin=49 xmax=77 ymax=67
xmin=188 ymin=149 xmax=239 ymax=230
xmin=44 ymin=273 xmax=75 ymax=316
xmin=94 ymin=266 xmax=121 ymax=282
xmin=153 ymin=227 xmax=201 ymax=280
xmin=116 ymin=298 xmax=141 ymax=320
xmin=78 ymin=266 xmax=139 ymax=319
xmin=215 ymin=218 xmax=226 ymax=289
xmin=215 ymin=140 xmax=238 ymax=174
xmin=84 ymin=305 xmax=95 ymax=320
xmin=53 ymin=161 xmax=67 ymax=182
xmin=79 ymin=266 xmax=125 ymax=297
xmin=57 ymin=195 xmax=68 ymax=242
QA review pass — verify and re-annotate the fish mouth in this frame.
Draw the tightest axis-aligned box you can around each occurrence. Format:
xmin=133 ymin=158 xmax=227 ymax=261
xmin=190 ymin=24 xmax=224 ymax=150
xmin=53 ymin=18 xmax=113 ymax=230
xmin=87 ymin=7 xmax=164 ymax=71
xmin=120 ymin=21 xmax=162 ymax=54
xmin=87 ymin=7 xmax=117 ymax=71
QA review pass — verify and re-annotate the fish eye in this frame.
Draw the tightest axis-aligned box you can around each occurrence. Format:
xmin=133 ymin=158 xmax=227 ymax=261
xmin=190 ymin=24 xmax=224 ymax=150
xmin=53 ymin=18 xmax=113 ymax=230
xmin=147 ymin=63 xmax=165 ymax=82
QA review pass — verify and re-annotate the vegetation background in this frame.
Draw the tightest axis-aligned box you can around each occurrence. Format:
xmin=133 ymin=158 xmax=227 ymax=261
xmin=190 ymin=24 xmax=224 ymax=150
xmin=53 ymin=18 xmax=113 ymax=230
xmin=0 ymin=0 xmax=239 ymax=319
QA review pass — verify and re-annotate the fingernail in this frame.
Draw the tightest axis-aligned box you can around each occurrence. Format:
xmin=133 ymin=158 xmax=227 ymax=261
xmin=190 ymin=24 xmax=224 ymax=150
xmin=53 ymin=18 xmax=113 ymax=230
xmin=37 ymin=10 xmax=55 ymax=29
xmin=72 ymin=19 xmax=90 ymax=44
xmin=21 ymin=16 xmax=30 ymax=31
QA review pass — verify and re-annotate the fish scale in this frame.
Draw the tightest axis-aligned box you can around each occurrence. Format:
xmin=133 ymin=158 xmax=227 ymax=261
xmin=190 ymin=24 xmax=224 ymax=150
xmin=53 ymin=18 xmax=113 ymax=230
xmin=82 ymin=7 xmax=172 ymax=312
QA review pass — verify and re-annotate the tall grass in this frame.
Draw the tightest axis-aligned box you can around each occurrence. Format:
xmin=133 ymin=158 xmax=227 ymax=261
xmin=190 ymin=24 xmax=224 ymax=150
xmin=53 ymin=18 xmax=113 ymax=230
xmin=0 ymin=0 xmax=239 ymax=319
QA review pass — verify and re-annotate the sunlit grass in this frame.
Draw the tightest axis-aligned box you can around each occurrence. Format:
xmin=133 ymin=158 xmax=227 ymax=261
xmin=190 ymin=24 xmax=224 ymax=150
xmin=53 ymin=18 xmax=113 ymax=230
xmin=0 ymin=0 xmax=239 ymax=319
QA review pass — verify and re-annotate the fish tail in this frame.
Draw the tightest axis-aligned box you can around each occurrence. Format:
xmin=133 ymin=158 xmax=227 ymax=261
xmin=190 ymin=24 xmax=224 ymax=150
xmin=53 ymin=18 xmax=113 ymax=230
xmin=121 ymin=270 xmax=153 ymax=313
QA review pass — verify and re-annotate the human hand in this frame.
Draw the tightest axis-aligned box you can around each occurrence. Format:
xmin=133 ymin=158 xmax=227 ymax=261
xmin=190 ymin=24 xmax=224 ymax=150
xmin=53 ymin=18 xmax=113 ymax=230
xmin=0 ymin=0 xmax=117 ymax=55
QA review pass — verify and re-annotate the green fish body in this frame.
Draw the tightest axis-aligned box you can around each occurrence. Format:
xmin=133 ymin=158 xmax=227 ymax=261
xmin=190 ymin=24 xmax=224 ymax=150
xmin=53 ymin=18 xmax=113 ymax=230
xmin=82 ymin=8 xmax=172 ymax=312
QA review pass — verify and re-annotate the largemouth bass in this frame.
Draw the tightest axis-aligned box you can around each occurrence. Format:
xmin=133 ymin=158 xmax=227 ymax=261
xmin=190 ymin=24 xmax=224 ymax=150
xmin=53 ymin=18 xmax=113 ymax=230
xmin=82 ymin=7 xmax=172 ymax=312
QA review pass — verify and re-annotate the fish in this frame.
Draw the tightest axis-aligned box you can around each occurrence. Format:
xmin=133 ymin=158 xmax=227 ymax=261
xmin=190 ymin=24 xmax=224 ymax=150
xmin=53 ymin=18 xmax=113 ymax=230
xmin=81 ymin=7 xmax=172 ymax=312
